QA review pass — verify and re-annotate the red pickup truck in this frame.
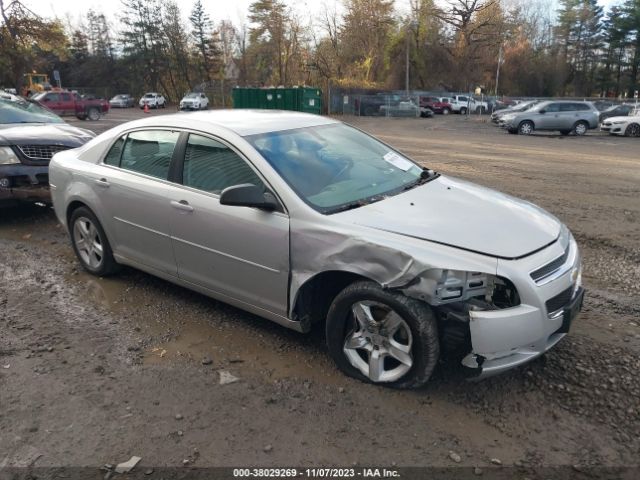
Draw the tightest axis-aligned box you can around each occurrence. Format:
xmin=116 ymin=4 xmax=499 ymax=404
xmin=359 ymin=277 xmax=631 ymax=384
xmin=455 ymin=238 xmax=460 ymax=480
xmin=419 ymin=96 xmax=452 ymax=114
xmin=31 ymin=90 xmax=110 ymax=120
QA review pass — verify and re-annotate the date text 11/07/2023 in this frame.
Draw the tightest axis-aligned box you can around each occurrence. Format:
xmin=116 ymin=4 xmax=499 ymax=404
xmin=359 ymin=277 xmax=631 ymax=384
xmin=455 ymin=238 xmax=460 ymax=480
xmin=232 ymin=468 xmax=401 ymax=478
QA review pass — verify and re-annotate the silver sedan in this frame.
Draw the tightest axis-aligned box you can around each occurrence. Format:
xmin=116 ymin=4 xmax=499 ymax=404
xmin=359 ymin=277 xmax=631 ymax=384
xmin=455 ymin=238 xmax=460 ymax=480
xmin=49 ymin=110 xmax=584 ymax=388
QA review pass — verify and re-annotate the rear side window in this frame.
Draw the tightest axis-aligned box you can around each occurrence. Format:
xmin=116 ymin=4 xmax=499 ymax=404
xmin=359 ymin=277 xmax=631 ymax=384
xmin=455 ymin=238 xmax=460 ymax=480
xmin=183 ymin=134 xmax=263 ymax=194
xmin=104 ymin=137 xmax=125 ymax=166
xmin=120 ymin=130 xmax=179 ymax=180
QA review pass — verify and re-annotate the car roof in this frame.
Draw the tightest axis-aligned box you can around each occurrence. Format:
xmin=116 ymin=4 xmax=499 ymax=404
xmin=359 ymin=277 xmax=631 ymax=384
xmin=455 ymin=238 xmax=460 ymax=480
xmin=114 ymin=109 xmax=338 ymax=136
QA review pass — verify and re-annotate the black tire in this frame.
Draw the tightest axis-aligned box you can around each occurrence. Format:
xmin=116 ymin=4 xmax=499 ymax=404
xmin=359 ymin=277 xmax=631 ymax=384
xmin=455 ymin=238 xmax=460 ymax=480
xmin=87 ymin=108 xmax=100 ymax=121
xmin=460 ymin=107 xmax=468 ymax=115
xmin=326 ymin=281 xmax=439 ymax=389
xmin=573 ymin=121 xmax=588 ymax=136
xmin=69 ymin=206 xmax=119 ymax=276
xmin=161 ymin=102 xmax=166 ymax=109
xmin=624 ymin=123 xmax=640 ymax=137
xmin=518 ymin=120 xmax=534 ymax=135
xmin=442 ymin=107 xmax=450 ymax=115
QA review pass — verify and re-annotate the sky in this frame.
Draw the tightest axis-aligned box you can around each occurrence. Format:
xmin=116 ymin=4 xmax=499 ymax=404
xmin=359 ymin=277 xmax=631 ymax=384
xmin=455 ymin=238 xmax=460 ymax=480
xmin=23 ymin=0 xmax=623 ymax=32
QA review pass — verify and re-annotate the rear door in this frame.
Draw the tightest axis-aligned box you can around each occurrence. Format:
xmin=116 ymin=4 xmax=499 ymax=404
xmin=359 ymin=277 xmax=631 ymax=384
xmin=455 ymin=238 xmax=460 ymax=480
xmin=90 ymin=129 xmax=181 ymax=275
xmin=166 ymin=132 xmax=290 ymax=316
xmin=60 ymin=92 xmax=74 ymax=115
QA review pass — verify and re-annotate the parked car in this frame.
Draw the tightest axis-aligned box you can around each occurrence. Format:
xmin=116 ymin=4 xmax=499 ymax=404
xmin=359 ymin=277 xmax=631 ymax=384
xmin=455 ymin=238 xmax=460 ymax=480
xmin=109 ymin=94 xmax=135 ymax=108
xmin=357 ymin=94 xmax=402 ymax=116
xmin=598 ymin=103 xmax=635 ymax=123
xmin=49 ymin=110 xmax=584 ymax=388
xmin=502 ymin=101 xmax=599 ymax=135
xmin=139 ymin=92 xmax=166 ymax=109
xmin=380 ymin=99 xmax=432 ymax=117
xmin=419 ymin=96 xmax=452 ymax=114
xmin=449 ymin=94 xmax=489 ymax=114
xmin=600 ymin=107 xmax=640 ymax=137
xmin=31 ymin=90 xmax=109 ymax=121
xmin=491 ymin=100 xmax=539 ymax=124
xmin=0 ymin=98 xmax=95 ymax=205
xmin=179 ymin=92 xmax=209 ymax=111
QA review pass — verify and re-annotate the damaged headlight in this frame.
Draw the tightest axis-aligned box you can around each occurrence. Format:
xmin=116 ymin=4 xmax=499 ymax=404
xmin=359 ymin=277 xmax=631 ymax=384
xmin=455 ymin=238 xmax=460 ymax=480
xmin=0 ymin=146 xmax=20 ymax=165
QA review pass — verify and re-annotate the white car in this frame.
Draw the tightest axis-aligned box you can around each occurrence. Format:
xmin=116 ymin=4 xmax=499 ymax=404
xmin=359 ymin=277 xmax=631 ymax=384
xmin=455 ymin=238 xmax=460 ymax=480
xmin=450 ymin=95 xmax=489 ymax=115
xmin=601 ymin=107 xmax=640 ymax=137
xmin=139 ymin=92 xmax=166 ymax=109
xmin=179 ymin=92 xmax=209 ymax=111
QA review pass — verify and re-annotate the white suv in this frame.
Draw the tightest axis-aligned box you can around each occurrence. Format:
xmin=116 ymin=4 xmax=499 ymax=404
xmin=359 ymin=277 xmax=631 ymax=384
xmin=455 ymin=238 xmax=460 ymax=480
xmin=450 ymin=95 xmax=488 ymax=114
xmin=139 ymin=92 xmax=166 ymax=109
xmin=179 ymin=92 xmax=209 ymax=111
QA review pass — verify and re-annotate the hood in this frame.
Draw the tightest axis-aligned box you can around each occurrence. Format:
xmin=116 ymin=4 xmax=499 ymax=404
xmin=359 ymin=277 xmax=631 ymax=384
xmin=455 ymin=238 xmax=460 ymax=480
xmin=604 ymin=114 xmax=639 ymax=123
xmin=335 ymin=176 xmax=561 ymax=259
xmin=0 ymin=123 xmax=95 ymax=147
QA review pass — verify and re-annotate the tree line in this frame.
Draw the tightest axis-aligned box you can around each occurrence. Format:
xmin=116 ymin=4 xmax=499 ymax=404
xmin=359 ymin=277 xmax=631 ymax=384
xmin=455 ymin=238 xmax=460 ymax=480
xmin=1 ymin=0 xmax=639 ymax=102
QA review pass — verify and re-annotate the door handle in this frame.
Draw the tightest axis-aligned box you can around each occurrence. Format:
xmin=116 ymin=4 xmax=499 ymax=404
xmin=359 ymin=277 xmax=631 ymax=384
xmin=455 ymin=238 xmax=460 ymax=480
xmin=94 ymin=178 xmax=110 ymax=187
xmin=170 ymin=200 xmax=194 ymax=213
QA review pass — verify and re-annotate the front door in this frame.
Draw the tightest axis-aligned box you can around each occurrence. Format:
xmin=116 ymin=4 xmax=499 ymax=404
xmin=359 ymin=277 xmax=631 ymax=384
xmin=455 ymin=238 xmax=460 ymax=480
xmin=167 ymin=133 xmax=290 ymax=316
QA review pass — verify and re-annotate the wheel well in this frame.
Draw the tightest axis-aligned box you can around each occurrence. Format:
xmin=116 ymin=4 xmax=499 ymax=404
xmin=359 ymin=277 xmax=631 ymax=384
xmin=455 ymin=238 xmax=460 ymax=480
xmin=66 ymin=200 xmax=89 ymax=228
xmin=292 ymin=271 xmax=371 ymax=331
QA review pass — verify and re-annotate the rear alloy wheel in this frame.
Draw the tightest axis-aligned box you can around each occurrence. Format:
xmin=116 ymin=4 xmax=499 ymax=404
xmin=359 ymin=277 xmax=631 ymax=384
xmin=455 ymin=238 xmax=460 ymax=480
xmin=70 ymin=207 xmax=118 ymax=276
xmin=625 ymin=123 xmax=640 ymax=137
xmin=573 ymin=121 xmax=588 ymax=136
xmin=326 ymin=281 xmax=439 ymax=389
xmin=518 ymin=120 xmax=534 ymax=135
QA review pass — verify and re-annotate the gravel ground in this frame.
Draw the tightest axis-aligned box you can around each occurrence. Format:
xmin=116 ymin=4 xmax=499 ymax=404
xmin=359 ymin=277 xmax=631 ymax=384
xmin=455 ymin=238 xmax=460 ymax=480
xmin=1 ymin=111 xmax=639 ymax=477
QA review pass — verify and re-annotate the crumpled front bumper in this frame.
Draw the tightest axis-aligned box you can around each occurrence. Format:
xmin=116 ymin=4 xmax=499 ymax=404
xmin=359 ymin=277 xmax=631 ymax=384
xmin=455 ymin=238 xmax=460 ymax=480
xmin=462 ymin=287 xmax=584 ymax=378
xmin=0 ymin=164 xmax=50 ymax=203
xmin=461 ymin=232 xmax=584 ymax=378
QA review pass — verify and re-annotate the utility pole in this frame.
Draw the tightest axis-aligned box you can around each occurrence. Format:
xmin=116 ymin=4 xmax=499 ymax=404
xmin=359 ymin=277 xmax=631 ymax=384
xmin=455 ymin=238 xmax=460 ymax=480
xmin=405 ymin=25 xmax=410 ymax=95
xmin=495 ymin=44 xmax=504 ymax=97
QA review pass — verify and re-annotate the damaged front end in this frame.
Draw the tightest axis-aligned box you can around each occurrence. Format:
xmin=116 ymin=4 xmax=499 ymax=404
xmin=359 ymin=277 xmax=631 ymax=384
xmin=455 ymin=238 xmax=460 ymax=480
xmin=0 ymin=164 xmax=51 ymax=204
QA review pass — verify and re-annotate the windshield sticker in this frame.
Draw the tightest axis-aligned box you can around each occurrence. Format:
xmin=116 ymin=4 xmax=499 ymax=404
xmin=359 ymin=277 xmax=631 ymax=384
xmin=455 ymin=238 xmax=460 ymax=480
xmin=383 ymin=151 xmax=413 ymax=171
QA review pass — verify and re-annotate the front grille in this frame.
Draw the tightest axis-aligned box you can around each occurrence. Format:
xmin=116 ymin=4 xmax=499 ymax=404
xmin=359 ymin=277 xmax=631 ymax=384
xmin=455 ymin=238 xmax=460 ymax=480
xmin=17 ymin=145 xmax=70 ymax=161
xmin=546 ymin=286 xmax=573 ymax=314
xmin=530 ymin=244 xmax=570 ymax=283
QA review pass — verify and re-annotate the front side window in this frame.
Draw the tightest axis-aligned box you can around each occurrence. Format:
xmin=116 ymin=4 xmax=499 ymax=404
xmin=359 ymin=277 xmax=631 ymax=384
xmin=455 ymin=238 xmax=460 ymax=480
xmin=120 ymin=130 xmax=179 ymax=179
xmin=61 ymin=93 xmax=71 ymax=101
xmin=45 ymin=93 xmax=60 ymax=102
xmin=247 ymin=124 xmax=424 ymax=213
xmin=183 ymin=134 xmax=263 ymax=194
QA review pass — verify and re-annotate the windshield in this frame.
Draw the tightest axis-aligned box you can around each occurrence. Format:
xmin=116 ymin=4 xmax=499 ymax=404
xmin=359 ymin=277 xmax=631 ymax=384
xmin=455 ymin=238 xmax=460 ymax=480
xmin=247 ymin=124 xmax=426 ymax=213
xmin=0 ymin=99 xmax=64 ymax=124
xmin=185 ymin=93 xmax=199 ymax=98
xmin=144 ymin=93 xmax=155 ymax=98
xmin=514 ymin=101 xmax=538 ymax=112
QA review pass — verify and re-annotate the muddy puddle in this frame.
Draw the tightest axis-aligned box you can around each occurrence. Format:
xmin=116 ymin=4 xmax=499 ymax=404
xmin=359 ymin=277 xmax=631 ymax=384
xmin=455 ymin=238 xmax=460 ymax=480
xmin=67 ymin=266 xmax=347 ymax=386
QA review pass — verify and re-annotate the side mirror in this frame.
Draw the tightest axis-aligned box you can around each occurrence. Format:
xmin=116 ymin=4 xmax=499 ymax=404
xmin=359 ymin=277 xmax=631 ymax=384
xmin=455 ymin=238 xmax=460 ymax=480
xmin=539 ymin=109 xmax=546 ymax=114
xmin=43 ymin=97 xmax=51 ymax=102
xmin=219 ymin=183 xmax=278 ymax=211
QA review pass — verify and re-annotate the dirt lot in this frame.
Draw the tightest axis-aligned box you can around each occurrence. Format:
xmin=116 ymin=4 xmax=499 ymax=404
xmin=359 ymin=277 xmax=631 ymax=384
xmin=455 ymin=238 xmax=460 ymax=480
xmin=1 ymin=109 xmax=639 ymax=477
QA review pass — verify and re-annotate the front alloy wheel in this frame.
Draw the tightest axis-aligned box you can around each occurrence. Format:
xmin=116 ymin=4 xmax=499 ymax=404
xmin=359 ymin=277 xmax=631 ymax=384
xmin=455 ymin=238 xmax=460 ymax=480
xmin=326 ymin=281 xmax=439 ymax=389
xmin=344 ymin=301 xmax=413 ymax=383
xmin=519 ymin=121 xmax=534 ymax=135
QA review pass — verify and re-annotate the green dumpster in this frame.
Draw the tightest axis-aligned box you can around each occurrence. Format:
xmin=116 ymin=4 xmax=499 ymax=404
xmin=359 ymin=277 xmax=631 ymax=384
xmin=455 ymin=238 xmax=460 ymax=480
xmin=232 ymin=87 xmax=323 ymax=114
